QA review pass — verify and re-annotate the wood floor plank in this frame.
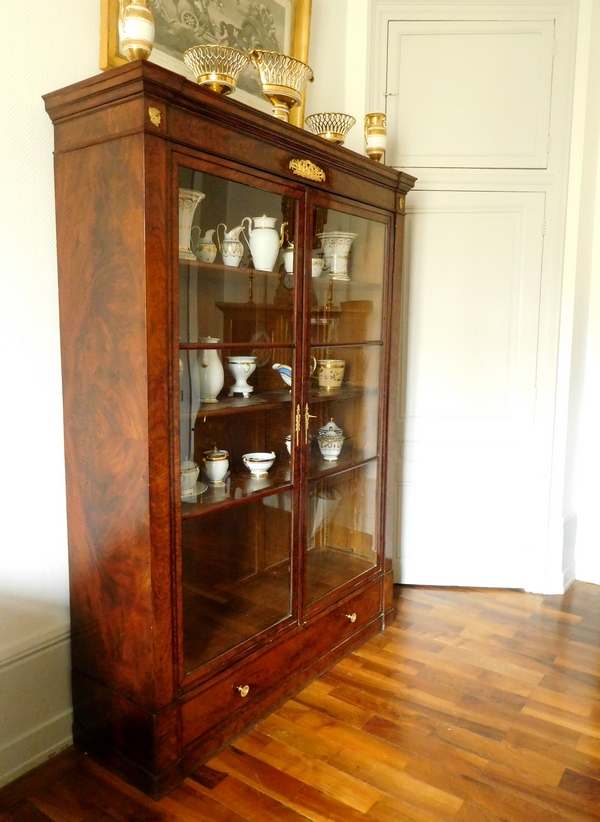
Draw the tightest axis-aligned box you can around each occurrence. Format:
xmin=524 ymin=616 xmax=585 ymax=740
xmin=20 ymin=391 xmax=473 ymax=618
xmin=526 ymin=685 xmax=597 ymax=717
xmin=575 ymin=733 xmax=600 ymax=760
xmin=234 ymin=734 xmax=385 ymax=813
xmin=160 ymin=782 xmax=250 ymax=822
xmin=178 ymin=775 xmax=310 ymax=822
xmin=0 ymin=800 xmax=57 ymax=822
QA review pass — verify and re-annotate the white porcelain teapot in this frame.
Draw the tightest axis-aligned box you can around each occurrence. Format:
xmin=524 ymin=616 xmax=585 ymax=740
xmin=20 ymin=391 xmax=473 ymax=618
xmin=242 ymin=215 xmax=285 ymax=272
xmin=216 ymin=223 xmax=245 ymax=267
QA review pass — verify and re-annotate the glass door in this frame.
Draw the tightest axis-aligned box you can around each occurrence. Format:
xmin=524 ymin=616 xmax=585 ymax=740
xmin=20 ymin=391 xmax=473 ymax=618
xmin=304 ymin=203 xmax=389 ymax=608
xmin=176 ymin=161 xmax=302 ymax=678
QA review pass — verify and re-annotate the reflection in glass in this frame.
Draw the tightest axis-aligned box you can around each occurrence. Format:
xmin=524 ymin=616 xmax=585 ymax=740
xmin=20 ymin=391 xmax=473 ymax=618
xmin=183 ymin=491 xmax=293 ymax=672
xmin=306 ymin=465 xmax=378 ymax=606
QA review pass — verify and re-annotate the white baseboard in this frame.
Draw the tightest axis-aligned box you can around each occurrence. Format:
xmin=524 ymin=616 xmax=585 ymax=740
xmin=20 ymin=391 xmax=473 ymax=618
xmin=0 ymin=630 xmax=73 ymax=788
xmin=0 ymin=710 xmax=72 ymax=789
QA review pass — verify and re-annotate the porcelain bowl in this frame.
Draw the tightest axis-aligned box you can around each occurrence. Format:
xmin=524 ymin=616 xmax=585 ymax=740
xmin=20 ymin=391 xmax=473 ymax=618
xmin=183 ymin=45 xmax=250 ymax=95
xmin=304 ymin=112 xmax=356 ymax=145
xmin=242 ymin=451 xmax=276 ymax=476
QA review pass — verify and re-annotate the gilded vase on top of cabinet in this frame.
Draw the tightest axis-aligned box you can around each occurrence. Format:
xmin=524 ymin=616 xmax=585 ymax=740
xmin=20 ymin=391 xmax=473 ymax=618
xmin=44 ymin=61 xmax=415 ymax=799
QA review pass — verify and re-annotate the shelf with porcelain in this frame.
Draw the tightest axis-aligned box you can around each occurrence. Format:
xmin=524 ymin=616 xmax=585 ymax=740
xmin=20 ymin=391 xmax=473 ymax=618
xmin=179 ymin=257 xmax=383 ymax=288
xmin=307 ymin=447 xmax=377 ymax=482
xmin=180 ymin=389 xmax=293 ymax=422
xmin=179 ymin=258 xmax=281 ymax=276
xmin=181 ymin=467 xmax=292 ymax=519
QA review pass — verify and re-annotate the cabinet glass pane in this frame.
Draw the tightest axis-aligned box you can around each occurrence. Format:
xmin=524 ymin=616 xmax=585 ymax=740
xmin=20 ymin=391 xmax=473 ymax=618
xmin=182 ymin=492 xmax=293 ymax=672
xmin=306 ymin=465 xmax=378 ymax=606
xmin=179 ymin=168 xmax=296 ymax=345
xmin=307 ymin=345 xmax=381 ymax=474
xmin=310 ymin=208 xmax=386 ymax=344
xmin=178 ymin=164 xmax=296 ymax=675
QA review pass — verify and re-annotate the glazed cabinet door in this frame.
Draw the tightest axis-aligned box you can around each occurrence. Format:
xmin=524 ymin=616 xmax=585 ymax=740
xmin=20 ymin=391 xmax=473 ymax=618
xmin=303 ymin=199 xmax=392 ymax=611
xmin=175 ymin=157 xmax=304 ymax=684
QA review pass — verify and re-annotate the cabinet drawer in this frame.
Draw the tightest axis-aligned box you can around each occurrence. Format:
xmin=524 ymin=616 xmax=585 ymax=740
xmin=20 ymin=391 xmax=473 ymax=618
xmin=181 ymin=629 xmax=303 ymax=748
xmin=309 ymin=583 xmax=382 ymax=652
xmin=180 ymin=581 xmax=382 ymax=749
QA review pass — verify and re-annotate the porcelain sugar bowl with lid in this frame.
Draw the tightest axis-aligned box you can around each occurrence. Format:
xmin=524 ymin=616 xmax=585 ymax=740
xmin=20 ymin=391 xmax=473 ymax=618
xmin=202 ymin=445 xmax=229 ymax=486
xmin=316 ymin=419 xmax=345 ymax=461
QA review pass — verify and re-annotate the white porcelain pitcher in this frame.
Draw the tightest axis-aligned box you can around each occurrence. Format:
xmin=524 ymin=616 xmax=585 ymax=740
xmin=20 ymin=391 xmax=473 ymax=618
xmin=216 ymin=223 xmax=244 ymax=267
xmin=191 ymin=227 xmax=217 ymax=263
xmin=242 ymin=215 xmax=283 ymax=272
xmin=196 ymin=336 xmax=224 ymax=403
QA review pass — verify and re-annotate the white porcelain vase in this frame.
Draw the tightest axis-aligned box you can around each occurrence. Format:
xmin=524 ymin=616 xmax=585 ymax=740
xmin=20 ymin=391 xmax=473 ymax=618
xmin=242 ymin=216 xmax=280 ymax=272
xmin=179 ymin=189 xmax=205 ymax=260
xmin=197 ymin=337 xmax=224 ymax=403
xmin=317 ymin=231 xmax=358 ymax=281
xmin=119 ymin=0 xmax=155 ymax=62
xmin=227 ymin=355 xmax=257 ymax=397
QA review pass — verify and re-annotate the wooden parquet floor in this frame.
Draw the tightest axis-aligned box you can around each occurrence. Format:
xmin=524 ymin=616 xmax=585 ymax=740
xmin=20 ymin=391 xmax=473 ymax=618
xmin=2 ymin=582 xmax=600 ymax=821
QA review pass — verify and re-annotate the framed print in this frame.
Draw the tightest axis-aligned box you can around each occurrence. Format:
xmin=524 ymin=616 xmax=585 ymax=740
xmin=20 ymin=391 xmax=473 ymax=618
xmin=100 ymin=0 xmax=312 ymax=123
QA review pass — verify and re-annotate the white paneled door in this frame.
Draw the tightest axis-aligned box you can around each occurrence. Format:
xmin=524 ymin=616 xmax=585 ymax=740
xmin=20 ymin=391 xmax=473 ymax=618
xmin=398 ymin=191 xmax=545 ymax=587
xmin=375 ymin=9 xmax=564 ymax=589
xmin=386 ymin=20 xmax=555 ymax=169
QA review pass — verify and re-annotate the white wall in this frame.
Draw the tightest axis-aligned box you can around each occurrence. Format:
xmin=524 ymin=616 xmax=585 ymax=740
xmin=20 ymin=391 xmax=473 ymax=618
xmin=0 ymin=0 xmax=100 ymax=787
xmin=305 ymin=0 xmax=369 ymax=156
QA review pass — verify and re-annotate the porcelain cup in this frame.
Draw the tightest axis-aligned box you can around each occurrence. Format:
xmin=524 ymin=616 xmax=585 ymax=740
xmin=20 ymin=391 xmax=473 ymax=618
xmin=316 ymin=359 xmax=345 ymax=390
xmin=311 ymin=257 xmax=324 ymax=277
xmin=180 ymin=460 xmax=200 ymax=496
xmin=243 ymin=451 xmax=276 ymax=476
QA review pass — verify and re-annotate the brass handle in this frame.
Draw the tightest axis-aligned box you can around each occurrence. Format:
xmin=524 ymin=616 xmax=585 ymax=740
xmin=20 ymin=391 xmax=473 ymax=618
xmin=295 ymin=404 xmax=301 ymax=447
xmin=346 ymin=613 xmax=357 ymax=623
xmin=236 ymin=685 xmax=250 ymax=697
xmin=305 ymin=403 xmax=317 ymax=444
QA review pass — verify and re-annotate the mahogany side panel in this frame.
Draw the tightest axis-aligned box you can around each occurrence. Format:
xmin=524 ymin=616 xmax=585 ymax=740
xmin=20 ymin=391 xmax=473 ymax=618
xmin=144 ymin=134 xmax=178 ymax=711
xmin=55 ymin=135 xmax=156 ymax=707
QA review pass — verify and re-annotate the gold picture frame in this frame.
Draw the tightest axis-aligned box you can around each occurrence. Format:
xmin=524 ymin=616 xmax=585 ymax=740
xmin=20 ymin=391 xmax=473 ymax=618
xmin=100 ymin=0 xmax=312 ymax=125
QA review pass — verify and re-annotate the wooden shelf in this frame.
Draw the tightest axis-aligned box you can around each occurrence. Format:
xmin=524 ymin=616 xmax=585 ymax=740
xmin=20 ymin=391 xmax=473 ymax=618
xmin=179 ymin=259 xmax=278 ymax=277
xmin=307 ymin=448 xmax=377 ymax=482
xmin=309 ymin=383 xmax=378 ymax=403
xmin=182 ymin=467 xmax=292 ymax=519
xmin=180 ymin=389 xmax=292 ymax=421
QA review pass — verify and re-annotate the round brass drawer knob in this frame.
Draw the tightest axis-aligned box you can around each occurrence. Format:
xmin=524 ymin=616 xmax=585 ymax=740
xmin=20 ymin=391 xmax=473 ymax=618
xmin=346 ymin=613 xmax=357 ymax=623
xmin=236 ymin=684 xmax=250 ymax=697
